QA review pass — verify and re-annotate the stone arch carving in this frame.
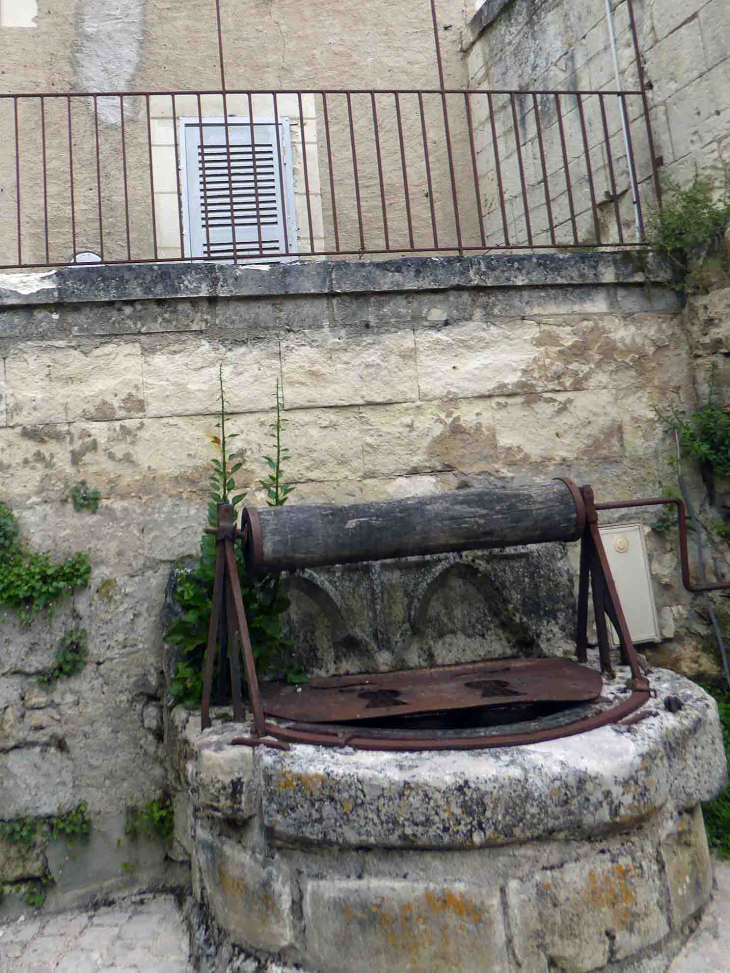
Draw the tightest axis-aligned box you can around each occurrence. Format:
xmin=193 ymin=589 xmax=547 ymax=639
xmin=409 ymin=553 xmax=537 ymax=654
xmin=284 ymin=569 xmax=379 ymax=673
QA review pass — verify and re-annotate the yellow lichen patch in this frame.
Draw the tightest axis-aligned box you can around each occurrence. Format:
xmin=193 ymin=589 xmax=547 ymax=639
xmin=424 ymin=889 xmax=483 ymax=925
xmin=342 ymin=799 xmax=353 ymax=813
xmin=275 ymin=770 xmax=327 ymax=795
xmin=581 ymin=864 xmax=638 ymax=928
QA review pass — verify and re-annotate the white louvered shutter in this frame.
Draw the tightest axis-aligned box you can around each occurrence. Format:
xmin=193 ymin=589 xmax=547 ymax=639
xmin=182 ymin=118 xmax=297 ymax=262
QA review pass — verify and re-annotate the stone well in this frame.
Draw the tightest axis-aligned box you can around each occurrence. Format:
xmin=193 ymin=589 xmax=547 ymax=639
xmin=169 ymin=665 xmax=727 ymax=973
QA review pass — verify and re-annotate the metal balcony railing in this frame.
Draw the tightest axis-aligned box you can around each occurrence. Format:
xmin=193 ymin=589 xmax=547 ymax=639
xmin=0 ymin=84 xmax=661 ymax=270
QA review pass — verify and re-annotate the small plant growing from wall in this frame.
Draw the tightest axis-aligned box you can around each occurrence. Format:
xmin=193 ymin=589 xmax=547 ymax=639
xmin=166 ymin=371 xmax=300 ymax=707
xmin=65 ymin=480 xmax=101 ymax=513
xmin=37 ymin=628 xmax=88 ymax=687
xmin=125 ymin=795 xmax=174 ymax=845
xmin=0 ymin=503 xmax=91 ymax=626
xmin=0 ymin=803 xmax=91 ymax=909
xmin=648 ymin=166 xmax=730 ymax=291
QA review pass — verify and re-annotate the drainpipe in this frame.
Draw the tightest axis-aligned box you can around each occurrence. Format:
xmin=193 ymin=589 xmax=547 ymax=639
xmin=605 ymin=0 xmax=642 ymax=240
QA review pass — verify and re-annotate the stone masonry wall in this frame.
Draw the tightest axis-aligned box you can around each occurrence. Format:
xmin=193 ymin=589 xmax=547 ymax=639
xmin=463 ymin=0 xmax=730 ymax=246
xmin=0 ymin=251 xmax=728 ymax=909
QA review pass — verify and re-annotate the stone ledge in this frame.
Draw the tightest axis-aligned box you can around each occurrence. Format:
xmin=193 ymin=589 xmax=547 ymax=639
xmin=259 ymin=669 xmax=726 ymax=849
xmin=462 ymin=0 xmax=518 ymax=50
xmin=0 ymin=252 xmax=677 ymax=309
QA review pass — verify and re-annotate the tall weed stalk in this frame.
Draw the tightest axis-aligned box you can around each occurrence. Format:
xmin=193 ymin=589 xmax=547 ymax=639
xmin=166 ymin=372 xmax=299 ymax=706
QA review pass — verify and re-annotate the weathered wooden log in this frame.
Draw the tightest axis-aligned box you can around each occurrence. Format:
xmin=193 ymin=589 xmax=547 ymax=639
xmin=243 ymin=478 xmax=584 ymax=573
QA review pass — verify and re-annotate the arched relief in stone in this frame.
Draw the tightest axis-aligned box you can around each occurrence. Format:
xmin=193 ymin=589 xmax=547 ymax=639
xmin=281 ymin=543 xmax=576 ymax=676
xmin=282 ymin=569 xmax=379 ymax=677
xmin=407 ymin=553 xmax=538 ymax=666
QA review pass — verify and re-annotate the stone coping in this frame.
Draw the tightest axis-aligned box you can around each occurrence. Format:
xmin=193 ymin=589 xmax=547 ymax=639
xmin=176 ymin=668 xmax=727 ymax=851
xmin=0 ymin=251 xmax=676 ymax=308
xmin=463 ymin=0 xmax=518 ymax=50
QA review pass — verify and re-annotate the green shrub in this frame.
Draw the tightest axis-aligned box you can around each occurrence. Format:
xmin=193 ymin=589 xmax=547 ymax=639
xmin=648 ymin=166 xmax=730 ymax=279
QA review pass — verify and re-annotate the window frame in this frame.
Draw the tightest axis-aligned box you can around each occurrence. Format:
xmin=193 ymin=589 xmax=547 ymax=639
xmin=177 ymin=115 xmax=299 ymax=263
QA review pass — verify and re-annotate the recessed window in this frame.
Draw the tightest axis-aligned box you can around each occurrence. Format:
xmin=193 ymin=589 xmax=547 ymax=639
xmin=179 ymin=117 xmax=298 ymax=263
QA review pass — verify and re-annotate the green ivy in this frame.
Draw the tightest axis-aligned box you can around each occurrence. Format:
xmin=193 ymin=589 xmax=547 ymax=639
xmin=125 ymin=795 xmax=174 ymax=844
xmin=0 ymin=503 xmax=91 ymax=626
xmin=166 ymin=375 xmax=300 ymax=707
xmin=37 ymin=629 xmax=88 ymax=687
xmin=66 ymin=480 xmax=101 ymax=514
xmin=0 ymin=802 xmax=91 ymax=847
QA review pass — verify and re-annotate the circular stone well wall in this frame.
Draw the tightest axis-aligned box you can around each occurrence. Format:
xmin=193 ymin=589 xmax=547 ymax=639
xmin=169 ymin=668 xmax=728 ymax=973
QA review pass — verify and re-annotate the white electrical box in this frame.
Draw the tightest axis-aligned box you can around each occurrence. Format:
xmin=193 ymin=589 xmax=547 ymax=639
xmin=598 ymin=523 xmax=661 ymax=645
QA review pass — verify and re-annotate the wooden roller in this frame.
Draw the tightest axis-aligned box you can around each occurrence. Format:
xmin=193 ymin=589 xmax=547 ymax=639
xmin=242 ymin=478 xmax=585 ymax=573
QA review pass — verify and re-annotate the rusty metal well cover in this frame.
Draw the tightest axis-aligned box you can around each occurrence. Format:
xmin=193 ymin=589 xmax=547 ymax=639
xmin=261 ymin=658 xmax=602 ymax=724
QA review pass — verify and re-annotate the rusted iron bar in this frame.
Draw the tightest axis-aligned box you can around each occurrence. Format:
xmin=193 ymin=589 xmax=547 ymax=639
xmin=532 ymin=92 xmax=556 ymax=247
xmin=13 ymin=97 xmax=21 ymax=265
xmin=0 ymin=241 xmax=656 ymax=273
xmin=418 ymin=92 xmax=440 ymax=249
xmin=371 ymin=93 xmax=391 ymax=251
xmin=40 ymin=97 xmax=49 ymax=264
xmin=488 ymin=91 xmax=510 ymax=246
xmin=196 ymin=93 xmax=213 ymax=260
xmin=598 ymin=93 xmax=624 ymax=244
xmin=595 ymin=496 xmax=730 ymax=593
xmin=66 ymin=97 xmax=77 ymax=258
xmin=619 ymin=93 xmax=645 ymax=241
xmin=576 ymin=93 xmax=601 ymax=245
xmin=0 ymin=87 xmax=647 ymax=98
xmin=119 ymin=96 xmax=132 ymax=260
xmin=555 ymin=93 xmax=579 ymax=245
xmin=249 ymin=91 xmax=265 ymax=259
xmin=626 ymin=0 xmax=662 ymax=208
xmin=145 ymin=94 xmax=159 ymax=260
xmin=297 ymin=91 xmax=315 ymax=254
xmin=346 ymin=92 xmax=366 ymax=252
xmin=394 ymin=92 xmax=416 ymax=250
xmin=273 ymin=93 xmax=292 ymax=256
xmin=510 ymin=94 xmax=532 ymax=246
xmin=321 ymin=92 xmax=340 ymax=253
xmin=93 ymin=95 xmax=105 ymax=260
xmin=464 ymin=93 xmax=487 ymax=248
xmin=171 ymin=94 xmax=186 ymax=258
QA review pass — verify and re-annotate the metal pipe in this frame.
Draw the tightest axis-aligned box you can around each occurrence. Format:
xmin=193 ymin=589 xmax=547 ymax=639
xmin=605 ymin=0 xmax=641 ymax=239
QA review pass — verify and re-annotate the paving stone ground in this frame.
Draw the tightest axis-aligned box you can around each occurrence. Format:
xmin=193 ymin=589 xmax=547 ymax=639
xmin=669 ymin=858 xmax=730 ymax=973
xmin=0 ymin=863 xmax=728 ymax=973
xmin=0 ymin=894 xmax=192 ymax=973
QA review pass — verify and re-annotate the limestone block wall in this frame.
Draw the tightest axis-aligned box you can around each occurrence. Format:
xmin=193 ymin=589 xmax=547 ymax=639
xmin=463 ymin=0 xmax=730 ymax=246
xmin=0 ymin=250 xmax=727 ymax=909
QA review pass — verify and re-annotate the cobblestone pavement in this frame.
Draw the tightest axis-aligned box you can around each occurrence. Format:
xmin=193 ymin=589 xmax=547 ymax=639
xmin=1 ymin=864 xmax=728 ymax=973
xmin=0 ymin=895 xmax=191 ymax=973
